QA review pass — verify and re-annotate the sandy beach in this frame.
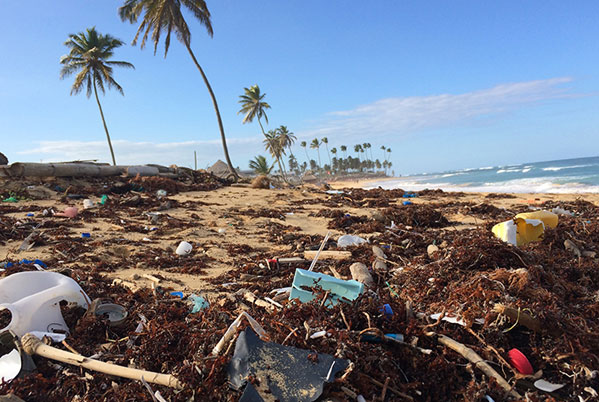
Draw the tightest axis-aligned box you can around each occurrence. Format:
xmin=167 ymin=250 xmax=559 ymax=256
xmin=1 ymin=174 xmax=598 ymax=400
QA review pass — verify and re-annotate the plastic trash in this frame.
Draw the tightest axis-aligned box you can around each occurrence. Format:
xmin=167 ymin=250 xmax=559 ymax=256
xmin=99 ymin=195 xmax=108 ymax=205
xmin=508 ymin=348 xmax=533 ymax=375
xmin=156 ymin=189 xmax=167 ymax=198
xmin=0 ymin=272 xmax=89 ymax=338
xmin=534 ymin=379 xmax=565 ymax=392
xmin=83 ymin=199 xmax=95 ymax=209
xmin=55 ymin=207 xmax=78 ymax=218
xmin=2 ymin=197 xmax=18 ymax=203
xmin=92 ymin=301 xmax=128 ymax=327
xmin=228 ymin=328 xmax=349 ymax=402
xmin=81 ymin=233 xmax=91 ymax=238
xmin=402 ymin=201 xmax=413 ymax=205
xmin=290 ymin=268 xmax=364 ymax=306
xmin=175 ymin=241 xmax=192 ymax=256
xmin=349 ymin=262 xmax=374 ymax=287
xmin=380 ymin=304 xmax=393 ymax=318
xmin=551 ymin=207 xmax=573 ymax=216
xmin=189 ymin=295 xmax=209 ymax=313
xmin=0 ymin=331 xmax=36 ymax=383
xmin=25 ymin=213 xmax=34 ymax=217
xmin=337 ymin=234 xmax=367 ymax=248
xmin=492 ymin=210 xmax=558 ymax=246
xmin=170 ymin=291 xmax=184 ymax=299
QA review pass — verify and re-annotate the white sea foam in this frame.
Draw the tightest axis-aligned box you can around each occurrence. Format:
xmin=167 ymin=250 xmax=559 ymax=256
xmin=365 ymin=177 xmax=599 ymax=194
xmin=542 ymin=164 xmax=593 ymax=172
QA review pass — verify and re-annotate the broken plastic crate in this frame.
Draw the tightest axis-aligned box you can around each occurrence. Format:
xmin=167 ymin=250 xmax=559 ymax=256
xmin=289 ymin=268 xmax=364 ymax=306
xmin=492 ymin=210 xmax=558 ymax=246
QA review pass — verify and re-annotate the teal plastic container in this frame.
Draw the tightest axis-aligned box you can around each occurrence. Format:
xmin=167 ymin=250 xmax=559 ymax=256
xmin=289 ymin=269 xmax=364 ymax=307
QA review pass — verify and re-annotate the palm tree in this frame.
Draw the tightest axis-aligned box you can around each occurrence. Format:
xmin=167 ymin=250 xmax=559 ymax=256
xmin=300 ymin=141 xmax=310 ymax=163
xmin=263 ymin=130 xmax=286 ymax=178
xmin=386 ymin=147 xmax=392 ymax=163
xmin=249 ymin=155 xmax=273 ymax=175
xmin=330 ymin=147 xmax=337 ymax=173
xmin=310 ymin=138 xmax=321 ymax=169
xmin=118 ymin=0 xmax=238 ymax=179
xmin=238 ymin=85 xmax=271 ymax=134
xmin=60 ymin=27 xmax=134 ymax=166
xmin=277 ymin=126 xmax=296 ymax=158
xmin=354 ymin=144 xmax=361 ymax=163
xmin=340 ymin=145 xmax=347 ymax=159
xmin=381 ymin=145 xmax=387 ymax=162
xmin=321 ymin=137 xmax=331 ymax=168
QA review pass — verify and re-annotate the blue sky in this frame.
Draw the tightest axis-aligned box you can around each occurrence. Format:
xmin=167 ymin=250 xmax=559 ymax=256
xmin=1 ymin=0 xmax=598 ymax=174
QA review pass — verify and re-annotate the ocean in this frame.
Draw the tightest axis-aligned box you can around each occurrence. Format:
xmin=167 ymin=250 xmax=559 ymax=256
xmin=366 ymin=156 xmax=599 ymax=193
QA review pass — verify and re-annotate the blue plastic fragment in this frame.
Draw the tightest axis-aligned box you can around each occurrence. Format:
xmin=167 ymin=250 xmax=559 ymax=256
xmin=33 ymin=259 xmax=47 ymax=268
xmin=380 ymin=304 xmax=393 ymax=318
xmin=189 ymin=294 xmax=209 ymax=313
xmin=81 ymin=233 xmax=91 ymax=238
xmin=170 ymin=291 xmax=184 ymax=299
xmin=402 ymin=201 xmax=413 ymax=206
xmin=26 ymin=213 xmax=34 ymax=217
xmin=290 ymin=268 xmax=364 ymax=307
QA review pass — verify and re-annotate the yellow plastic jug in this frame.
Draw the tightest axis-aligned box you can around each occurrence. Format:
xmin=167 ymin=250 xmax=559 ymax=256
xmin=514 ymin=211 xmax=558 ymax=229
xmin=492 ymin=211 xmax=558 ymax=246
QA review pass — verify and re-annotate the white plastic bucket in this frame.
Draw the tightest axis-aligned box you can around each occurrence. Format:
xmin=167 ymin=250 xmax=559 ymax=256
xmin=0 ymin=272 xmax=89 ymax=337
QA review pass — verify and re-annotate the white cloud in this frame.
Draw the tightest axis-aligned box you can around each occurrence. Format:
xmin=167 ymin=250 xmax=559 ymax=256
xmin=17 ymin=137 xmax=263 ymax=168
xmin=298 ymin=77 xmax=577 ymax=141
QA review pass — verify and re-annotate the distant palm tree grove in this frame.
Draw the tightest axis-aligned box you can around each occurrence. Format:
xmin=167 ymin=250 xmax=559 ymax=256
xmin=240 ymin=85 xmax=394 ymax=178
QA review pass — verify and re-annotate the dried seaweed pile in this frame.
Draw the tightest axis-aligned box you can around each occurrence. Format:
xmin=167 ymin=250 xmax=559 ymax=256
xmin=1 ymin=185 xmax=599 ymax=401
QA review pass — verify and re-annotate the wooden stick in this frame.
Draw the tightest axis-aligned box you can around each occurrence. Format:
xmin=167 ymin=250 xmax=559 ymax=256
xmin=21 ymin=333 xmax=183 ymax=389
xmin=359 ymin=373 xmax=413 ymax=401
xmin=304 ymin=250 xmax=351 ymax=261
xmin=308 ymin=231 xmax=332 ymax=271
xmin=428 ymin=332 xmax=521 ymax=398
xmin=493 ymin=304 xmax=541 ymax=333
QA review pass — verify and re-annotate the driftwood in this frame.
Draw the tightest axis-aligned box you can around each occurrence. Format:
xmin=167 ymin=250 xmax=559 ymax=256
xmin=0 ymin=162 xmax=179 ymax=178
xmin=428 ymin=332 xmax=521 ymax=398
xmin=303 ymin=250 xmax=352 ymax=261
xmin=21 ymin=333 xmax=183 ymax=389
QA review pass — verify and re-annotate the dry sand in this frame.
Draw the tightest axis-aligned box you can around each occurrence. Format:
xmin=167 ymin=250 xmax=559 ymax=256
xmin=3 ymin=179 xmax=597 ymax=296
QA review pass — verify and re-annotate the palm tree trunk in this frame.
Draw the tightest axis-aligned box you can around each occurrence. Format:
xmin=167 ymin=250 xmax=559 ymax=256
xmin=184 ymin=42 xmax=239 ymax=180
xmin=93 ymin=80 xmax=116 ymax=166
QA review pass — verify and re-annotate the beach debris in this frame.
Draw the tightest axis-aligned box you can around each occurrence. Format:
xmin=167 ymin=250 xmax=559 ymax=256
xmin=227 ymin=328 xmax=349 ymax=402
xmin=507 ymin=348 xmax=534 ymax=375
xmin=175 ymin=241 xmax=192 ymax=255
xmin=2 ymin=197 xmax=18 ymax=203
xmin=156 ymin=189 xmax=167 ymax=198
xmin=55 ymin=206 xmax=78 ymax=218
xmin=534 ymin=379 xmax=566 ymax=393
xmin=0 ymin=349 xmax=21 ymax=383
xmin=303 ymin=250 xmax=351 ymax=261
xmin=564 ymin=239 xmax=581 ymax=257
xmin=212 ymin=312 xmax=267 ymax=356
xmin=20 ymin=333 xmax=183 ymax=389
xmin=492 ymin=210 xmax=558 ymax=246
xmin=349 ymin=262 xmax=374 ymax=287
xmin=251 ymin=175 xmax=270 ymax=189
xmin=0 ymin=272 xmax=89 ymax=338
xmin=427 ymin=244 xmax=439 ymax=258
xmin=91 ymin=301 xmax=128 ymax=327
xmin=290 ymin=268 xmax=364 ymax=306
xmin=188 ymin=294 xmax=209 ymax=313
xmin=551 ymin=206 xmax=573 ymax=216
xmin=337 ymin=234 xmax=367 ymax=248
xmin=82 ymin=199 xmax=95 ymax=209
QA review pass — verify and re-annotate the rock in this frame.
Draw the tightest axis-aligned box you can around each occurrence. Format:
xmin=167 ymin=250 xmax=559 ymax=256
xmin=0 ymin=152 xmax=8 ymax=165
xmin=373 ymin=259 xmax=388 ymax=271
xmin=349 ymin=262 xmax=374 ymax=287
xmin=564 ymin=239 xmax=581 ymax=257
xmin=427 ymin=244 xmax=439 ymax=258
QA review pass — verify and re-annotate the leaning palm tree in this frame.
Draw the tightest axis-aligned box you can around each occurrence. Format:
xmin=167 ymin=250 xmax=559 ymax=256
xmin=340 ymin=145 xmax=347 ymax=159
xmin=249 ymin=155 xmax=273 ymax=175
xmin=119 ymin=0 xmax=238 ymax=179
xmin=238 ymin=85 xmax=271 ymax=134
xmin=60 ymin=27 xmax=134 ymax=166
xmin=310 ymin=138 xmax=321 ymax=169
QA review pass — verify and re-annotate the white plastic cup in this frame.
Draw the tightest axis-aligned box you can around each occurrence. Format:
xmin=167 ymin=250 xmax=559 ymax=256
xmin=176 ymin=241 xmax=192 ymax=256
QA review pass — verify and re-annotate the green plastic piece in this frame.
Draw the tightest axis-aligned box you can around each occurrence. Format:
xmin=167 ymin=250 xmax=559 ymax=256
xmin=290 ymin=268 xmax=364 ymax=307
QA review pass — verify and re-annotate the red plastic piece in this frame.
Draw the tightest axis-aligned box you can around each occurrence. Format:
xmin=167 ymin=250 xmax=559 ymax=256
xmin=508 ymin=348 xmax=533 ymax=375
